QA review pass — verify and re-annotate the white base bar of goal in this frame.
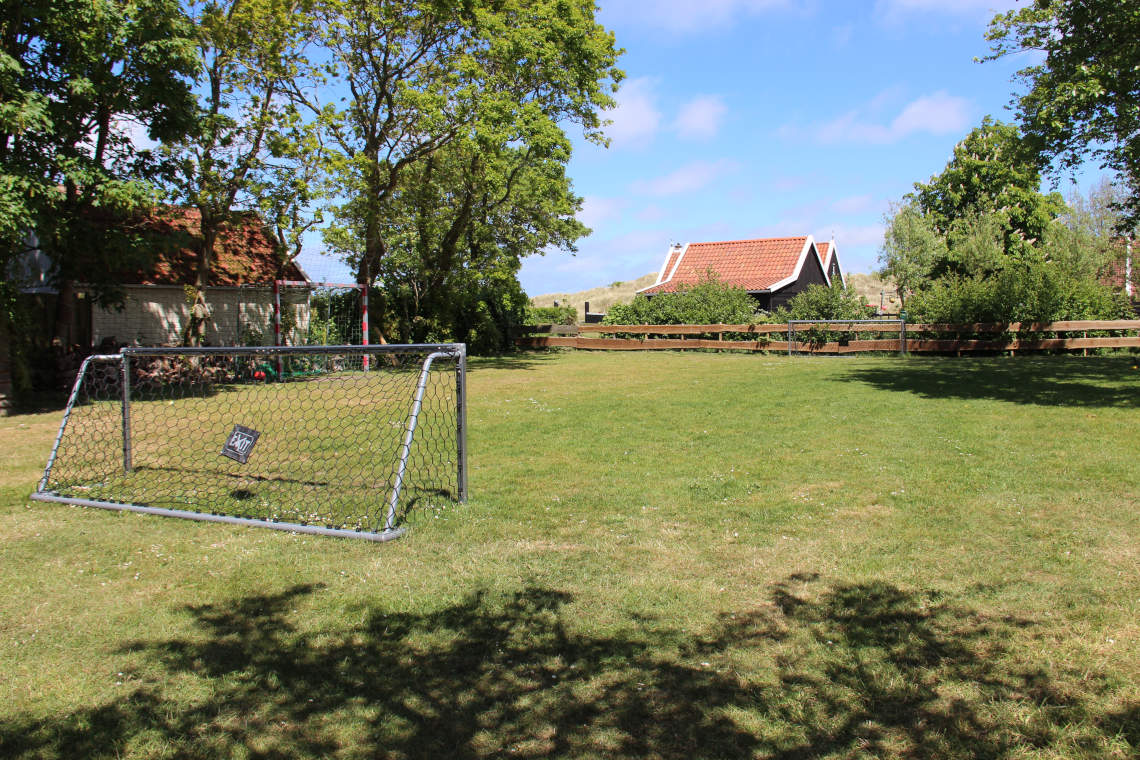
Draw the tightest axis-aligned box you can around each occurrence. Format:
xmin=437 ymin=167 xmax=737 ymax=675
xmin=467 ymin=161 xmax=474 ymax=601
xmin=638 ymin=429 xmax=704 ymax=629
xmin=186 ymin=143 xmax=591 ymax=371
xmin=28 ymin=492 xmax=408 ymax=542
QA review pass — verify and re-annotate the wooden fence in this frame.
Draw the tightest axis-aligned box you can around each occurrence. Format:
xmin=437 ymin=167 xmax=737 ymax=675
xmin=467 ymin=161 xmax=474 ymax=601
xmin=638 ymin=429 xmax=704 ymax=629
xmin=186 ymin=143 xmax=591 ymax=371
xmin=518 ymin=320 xmax=1140 ymax=355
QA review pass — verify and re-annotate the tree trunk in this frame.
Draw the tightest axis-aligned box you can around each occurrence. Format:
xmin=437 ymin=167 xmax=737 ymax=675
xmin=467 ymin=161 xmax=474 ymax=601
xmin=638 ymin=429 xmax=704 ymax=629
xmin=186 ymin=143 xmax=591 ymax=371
xmin=182 ymin=220 xmax=217 ymax=346
xmin=0 ymin=300 xmax=13 ymax=416
xmin=52 ymin=279 xmax=75 ymax=349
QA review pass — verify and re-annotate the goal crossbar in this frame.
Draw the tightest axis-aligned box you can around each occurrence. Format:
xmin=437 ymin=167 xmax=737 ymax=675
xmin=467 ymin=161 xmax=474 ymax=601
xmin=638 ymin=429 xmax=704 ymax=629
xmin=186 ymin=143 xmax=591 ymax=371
xmin=31 ymin=343 xmax=467 ymax=542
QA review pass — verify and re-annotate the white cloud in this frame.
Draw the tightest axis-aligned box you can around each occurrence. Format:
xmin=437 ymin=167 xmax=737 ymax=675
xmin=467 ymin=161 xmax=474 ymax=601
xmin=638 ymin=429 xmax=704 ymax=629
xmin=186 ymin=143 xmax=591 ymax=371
xmin=801 ymin=90 xmax=973 ymax=144
xmin=577 ymin=196 xmax=626 ymax=229
xmin=890 ymin=92 xmax=974 ymax=136
xmin=821 ymin=223 xmax=886 ymax=249
xmin=637 ymin=204 xmax=667 ymax=223
xmin=120 ymin=120 xmax=158 ymax=151
xmin=542 ymin=229 xmax=667 ymax=282
xmin=631 ymin=159 xmax=738 ymax=197
xmin=601 ymin=0 xmax=795 ymax=32
xmin=831 ymin=194 xmax=878 ymax=215
xmin=604 ymin=77 xmax=662 ymax=149
xmin=814 ymin=223 xmax=888 ymax=274
xmin=674 ymin=95 xmax=728 ymax=140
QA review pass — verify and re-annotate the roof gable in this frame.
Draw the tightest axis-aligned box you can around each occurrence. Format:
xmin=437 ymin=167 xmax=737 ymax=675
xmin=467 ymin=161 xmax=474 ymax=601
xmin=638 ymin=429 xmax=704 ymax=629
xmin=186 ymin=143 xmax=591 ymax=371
xmin=638 ymin=236 xmax=824 ymax=295
xmin=817 ymin=239 xmax=844 ymax=286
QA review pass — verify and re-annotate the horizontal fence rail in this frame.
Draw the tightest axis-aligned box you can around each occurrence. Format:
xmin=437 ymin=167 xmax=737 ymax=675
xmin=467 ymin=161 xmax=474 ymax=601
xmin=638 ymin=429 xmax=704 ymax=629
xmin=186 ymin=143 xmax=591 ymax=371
xmin=518 ymin=320 xmax=1140 ymax=355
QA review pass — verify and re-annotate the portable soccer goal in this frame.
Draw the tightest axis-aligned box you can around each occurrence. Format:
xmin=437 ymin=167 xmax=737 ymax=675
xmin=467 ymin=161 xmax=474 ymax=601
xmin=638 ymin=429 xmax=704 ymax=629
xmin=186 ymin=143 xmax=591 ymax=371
xmin=31 ymin=344 xmax=467 ymax=542
xmin=787 ymin=319 xmax=907 ymax=356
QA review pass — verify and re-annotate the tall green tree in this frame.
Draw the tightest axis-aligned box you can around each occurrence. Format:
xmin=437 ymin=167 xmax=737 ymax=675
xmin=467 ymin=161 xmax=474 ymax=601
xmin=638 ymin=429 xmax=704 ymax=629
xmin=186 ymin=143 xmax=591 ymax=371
xmin=306 ymin=0 xmax=621 ymax=340
xmin=0 ymin=0 xmax=199 ymax=345
xmin=1047 ymin=177 xmax=1134 ymax=283
xmin=986 ymin=0 xmax=1140 ymax=227
xmin=345 ymin=132 xmax=588 ymax=350
xmin=878 ymin=201 xmax=946 ymax=307
xmin=165 ymin=0 xmax=318 ymax=344
xmin=912 ymin=118 xmax=1065 ymax=275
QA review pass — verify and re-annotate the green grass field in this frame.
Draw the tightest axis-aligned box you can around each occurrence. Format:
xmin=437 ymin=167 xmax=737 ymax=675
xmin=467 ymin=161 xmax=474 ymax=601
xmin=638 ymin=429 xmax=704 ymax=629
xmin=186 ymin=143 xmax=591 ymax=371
xmin=2 ymin=351 xmax=1137 ymax=759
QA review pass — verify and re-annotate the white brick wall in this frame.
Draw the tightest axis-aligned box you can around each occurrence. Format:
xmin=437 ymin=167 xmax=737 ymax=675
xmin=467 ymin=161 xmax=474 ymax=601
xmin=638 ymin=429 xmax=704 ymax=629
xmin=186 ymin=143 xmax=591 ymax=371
xmin=92 ymin=286 xmax=310 ymax=347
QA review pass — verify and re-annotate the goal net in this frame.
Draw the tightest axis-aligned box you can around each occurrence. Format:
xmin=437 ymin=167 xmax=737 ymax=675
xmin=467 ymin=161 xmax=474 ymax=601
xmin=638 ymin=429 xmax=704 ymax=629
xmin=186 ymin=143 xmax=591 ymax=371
xmin=32 ymin=344 xmax=467 ymax=542
xmin=275 ymin=280 xmax=366 ymax=347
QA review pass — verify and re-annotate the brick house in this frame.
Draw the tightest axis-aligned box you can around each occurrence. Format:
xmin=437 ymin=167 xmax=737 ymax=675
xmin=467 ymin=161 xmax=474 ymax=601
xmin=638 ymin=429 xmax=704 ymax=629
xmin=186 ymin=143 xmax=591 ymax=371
xmin=14 ymin=207 xmax=312 ymax=348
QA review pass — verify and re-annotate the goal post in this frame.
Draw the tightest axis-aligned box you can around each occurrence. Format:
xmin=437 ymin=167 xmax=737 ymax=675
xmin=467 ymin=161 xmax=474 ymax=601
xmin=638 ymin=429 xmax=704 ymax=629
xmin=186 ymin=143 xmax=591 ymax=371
xmin=31 ymin=343 xmax=467 ymax=542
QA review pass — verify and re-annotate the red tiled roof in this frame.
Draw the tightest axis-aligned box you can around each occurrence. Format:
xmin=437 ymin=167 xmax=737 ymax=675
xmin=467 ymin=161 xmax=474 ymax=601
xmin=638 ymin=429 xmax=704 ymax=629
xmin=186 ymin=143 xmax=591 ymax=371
xmin=639 ymin=236 xmax=814 ymax=295
xmin=1101 ymin=256 xmax=1137 ymax=293
xmin=818 ymin=241 xmax=831 ymax=267
xmin=117 ymin=207 xmax=305 ymax=286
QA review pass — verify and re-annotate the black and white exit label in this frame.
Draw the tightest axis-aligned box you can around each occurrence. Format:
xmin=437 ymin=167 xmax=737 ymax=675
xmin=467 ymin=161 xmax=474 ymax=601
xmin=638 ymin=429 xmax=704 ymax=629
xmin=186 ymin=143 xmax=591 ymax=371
xmin=221 ymin=425 xmax=260 ymax=464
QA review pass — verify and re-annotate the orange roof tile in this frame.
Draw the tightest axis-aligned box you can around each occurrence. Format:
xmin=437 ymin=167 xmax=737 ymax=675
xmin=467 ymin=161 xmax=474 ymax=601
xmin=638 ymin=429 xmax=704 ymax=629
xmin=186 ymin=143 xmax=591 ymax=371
xmin=116 ymin=207 xmax=305 ymax=286
xmin=640 ymin=237 xmax=814 ymax=295
xmin=818 ymin=241 xmax=831 ymax=266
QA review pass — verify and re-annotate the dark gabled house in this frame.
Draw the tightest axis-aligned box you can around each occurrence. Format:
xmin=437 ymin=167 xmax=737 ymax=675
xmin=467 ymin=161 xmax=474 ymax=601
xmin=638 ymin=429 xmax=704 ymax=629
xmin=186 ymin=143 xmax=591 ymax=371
xmin=637 ymin=235 xmax=841 ymax=311
xmin=817 ymin=239 xmax=845 ymax=287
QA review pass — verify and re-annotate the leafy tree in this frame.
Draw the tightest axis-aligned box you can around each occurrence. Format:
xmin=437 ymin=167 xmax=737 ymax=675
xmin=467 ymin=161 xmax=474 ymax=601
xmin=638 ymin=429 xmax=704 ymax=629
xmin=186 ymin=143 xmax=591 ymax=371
xmin=774 ymin=281 xmax=870 ymax=322
xmin=912 ymin=118 xmax=1065 ymax=273
xmin=878 ymin=201 xmax=946 ymax=307
xmin=165 ymin=0 xmax=318 ymax=344
xmin=942 ymin=207 xmax=1014 ymax=278
xmin=1047 ymin=177 xmax=1133 ymax=283
xmin=346 ymin=124 xmax=590 ymax=350
xmin=908 ymin=262 xmax=1128 ymax=325
xmin=0 ymin=0 xmax=199 ymax=344
xmin=986 ymin=0 xmax=1140 ymax=227
xmin=525 ymin=303 xmax=577 ymax=326
xmin=307 ymin=0 xmax=621 ymax=342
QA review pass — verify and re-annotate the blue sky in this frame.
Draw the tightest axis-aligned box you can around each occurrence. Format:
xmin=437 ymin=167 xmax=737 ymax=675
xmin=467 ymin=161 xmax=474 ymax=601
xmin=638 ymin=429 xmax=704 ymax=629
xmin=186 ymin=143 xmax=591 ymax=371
xmin=514 ymin=0 xmax=1038 ymax=296
xmin=297 ymin=0 xmax=1089 ymax=295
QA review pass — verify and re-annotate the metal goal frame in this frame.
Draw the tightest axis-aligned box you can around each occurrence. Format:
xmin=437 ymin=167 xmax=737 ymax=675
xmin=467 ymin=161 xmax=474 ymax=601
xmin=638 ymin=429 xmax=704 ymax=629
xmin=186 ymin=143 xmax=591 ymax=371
xmin=31 ymin=343 xmax=467 ymax=542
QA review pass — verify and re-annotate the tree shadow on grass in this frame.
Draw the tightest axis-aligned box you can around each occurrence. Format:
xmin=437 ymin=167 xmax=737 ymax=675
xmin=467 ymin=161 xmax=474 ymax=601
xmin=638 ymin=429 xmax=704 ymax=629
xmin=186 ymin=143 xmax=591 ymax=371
xmin=1 ymin=576 xmax=1133 ymax=758
xmin=467 ymin=351 xmax=566 ymax=372
xmin=841 ymin=357 xmax=1140 ymax=408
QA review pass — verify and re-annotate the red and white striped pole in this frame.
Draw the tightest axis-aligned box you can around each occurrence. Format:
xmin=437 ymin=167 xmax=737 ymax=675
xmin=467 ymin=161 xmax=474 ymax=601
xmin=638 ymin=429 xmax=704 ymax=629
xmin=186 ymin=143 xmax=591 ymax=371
xmin=361 ymin=285 xmax=370 ymax=371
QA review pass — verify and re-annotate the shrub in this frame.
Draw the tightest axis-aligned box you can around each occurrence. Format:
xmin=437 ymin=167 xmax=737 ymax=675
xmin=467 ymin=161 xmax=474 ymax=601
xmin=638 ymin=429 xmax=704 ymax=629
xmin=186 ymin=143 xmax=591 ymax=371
xmin=524 ymin=304 xmax=577 ymax=326
xmin=602 ymin=274 xmax=764 ymax=326
xmin=770 ymin=282 xmax=875 ymax=347
xmin=773 ymin=282 xmax=873 ymax=322
xmin=908 ymin=261 xmax=1129 ymax=325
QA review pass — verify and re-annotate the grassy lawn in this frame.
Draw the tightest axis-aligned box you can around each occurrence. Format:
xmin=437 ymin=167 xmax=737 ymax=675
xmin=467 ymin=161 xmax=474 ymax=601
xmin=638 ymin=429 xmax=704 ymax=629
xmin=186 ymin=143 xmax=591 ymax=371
xmin=1 ymin=351 xmax=1137 ymax=759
